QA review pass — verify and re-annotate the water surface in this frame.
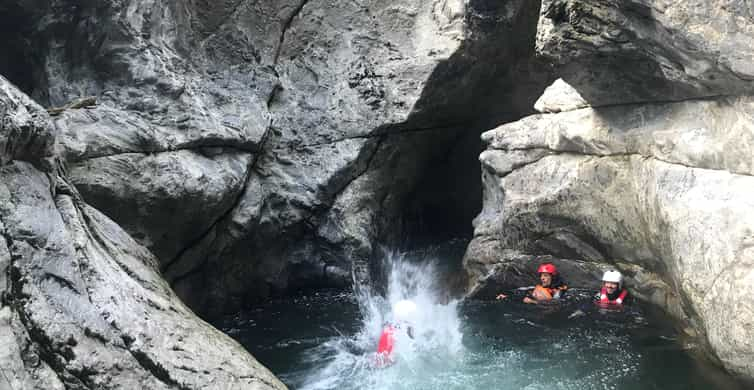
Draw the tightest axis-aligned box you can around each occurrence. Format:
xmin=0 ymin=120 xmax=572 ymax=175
xmin=218 ymin=254 xmax=743 ymax=390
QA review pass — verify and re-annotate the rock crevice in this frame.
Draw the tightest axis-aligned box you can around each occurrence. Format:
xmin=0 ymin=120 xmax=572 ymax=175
xmin=0 ymin=75 xmax=286 ymax=389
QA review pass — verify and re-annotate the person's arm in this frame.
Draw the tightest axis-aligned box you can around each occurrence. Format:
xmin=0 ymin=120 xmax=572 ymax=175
xmin=497 ymin=286 xmax=534 ymax=300
xmin=522 ymin=288 xmax=538 ymax=304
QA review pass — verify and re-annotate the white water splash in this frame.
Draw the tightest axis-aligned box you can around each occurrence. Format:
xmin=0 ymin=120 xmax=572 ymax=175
xmin=299 ymin=250 xmax=464 ymax=390
xmin=225 ymin=247 xmax=732 ymax=390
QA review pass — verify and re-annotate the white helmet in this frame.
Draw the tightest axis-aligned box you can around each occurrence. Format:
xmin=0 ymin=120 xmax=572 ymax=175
xmin=602 ymin=270 xmax=623 ymax=287
xmin=393 ymin=299 xmax=417 ymax=322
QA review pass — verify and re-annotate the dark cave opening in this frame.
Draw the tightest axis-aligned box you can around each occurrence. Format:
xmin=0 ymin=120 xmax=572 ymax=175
xmin=393 ymin=0 xmax=554 ymax=252
xmin=0 ymin=3 xmax=42 ymax=99
xmin=399 ymin=125 xmax=484 ymax=246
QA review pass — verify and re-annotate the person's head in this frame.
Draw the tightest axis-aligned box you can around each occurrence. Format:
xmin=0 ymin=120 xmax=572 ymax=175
xmin=537 ymin=263 xmax=558 ymax=287
xmin=540 ymin=272 xmax=553 ymax=286
xmin=602 ymin=270 xmax=623 ymax=293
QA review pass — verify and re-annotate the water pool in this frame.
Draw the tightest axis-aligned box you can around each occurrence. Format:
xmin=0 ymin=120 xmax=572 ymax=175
xmin=217 ymin=255 xmax=745 ymax=390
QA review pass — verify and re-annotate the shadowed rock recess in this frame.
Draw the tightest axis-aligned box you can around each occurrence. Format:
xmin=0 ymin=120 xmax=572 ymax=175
xmin=465 ymin=0 xmax=754 ymax=382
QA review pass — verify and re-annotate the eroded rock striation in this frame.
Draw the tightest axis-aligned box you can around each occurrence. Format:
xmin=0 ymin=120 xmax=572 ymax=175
xmin=0 ymin=76 xmax=285 ymax=389
xmin=466 ymin=0 xmax=754 ymax=381
xmin=6 ymin=0 xmax=754 ymax=384
xmin=1 ymin=0 xmax=550 ymax=316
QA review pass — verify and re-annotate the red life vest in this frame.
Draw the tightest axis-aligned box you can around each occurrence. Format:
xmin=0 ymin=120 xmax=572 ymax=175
xmin=377 ymin=325 xmax=395 ymax=355
xmin=599 ymin=287 xmax=628 ymax=305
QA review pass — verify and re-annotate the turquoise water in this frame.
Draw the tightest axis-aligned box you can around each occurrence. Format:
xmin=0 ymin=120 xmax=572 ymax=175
xmin=220 ymin=292 xmax=743 ymax=390
xmin=218 ymin=253 xmax=745 ymax=390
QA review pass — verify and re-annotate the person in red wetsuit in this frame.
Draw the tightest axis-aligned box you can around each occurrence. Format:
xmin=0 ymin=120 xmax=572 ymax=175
xmin=375 ymin=299 xmax=416 ymax=366
xmin=495 ymin=263 xmax=568 ymax=304
xmin=595 ymin=270 xmax=630 ymax=307
xmin=376 ymin=325 xmax=396 ymax=356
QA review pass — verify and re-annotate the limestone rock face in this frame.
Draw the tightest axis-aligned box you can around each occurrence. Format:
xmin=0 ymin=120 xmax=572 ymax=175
xmin=536 ymin=0 xmax=754 ymax=106
xmin=0 ymin=75 xmax=55 ymax=167
xmin=0 ymin=76 xmax=286 ymax=389
xmin=467 ymin=96 xmax=754 ymax=379
xmin=465 ymin=1 xmax=754 ymax=380
xmin=68 ymin=150 xmax=253 ymax=263
xmin=533 ymin=78 xmax=588 ymax=113
xmin=1 ymin=0 xmax=548 ymax=315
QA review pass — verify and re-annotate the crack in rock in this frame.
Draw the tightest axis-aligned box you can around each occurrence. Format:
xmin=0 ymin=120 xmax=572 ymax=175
xmin=274 ymin=0 xmax=312 ymax=66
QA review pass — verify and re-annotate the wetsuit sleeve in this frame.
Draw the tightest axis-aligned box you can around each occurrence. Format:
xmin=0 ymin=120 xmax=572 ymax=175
xmin=502 ymin=287 xmax=533 ymax=299
xmin=495 ymin=287 xmax=532 ymax=299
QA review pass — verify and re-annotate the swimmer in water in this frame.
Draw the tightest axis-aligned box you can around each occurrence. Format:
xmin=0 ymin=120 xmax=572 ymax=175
xmin=496 ymin=263 xmax=568 ymax=304
xmin=569 ymin=270 xmax=631 ymax=318
xmin=375 ymin=299 xmax=416 ymax=366
xmin=594 ymin=270 xmax=630 ymax=307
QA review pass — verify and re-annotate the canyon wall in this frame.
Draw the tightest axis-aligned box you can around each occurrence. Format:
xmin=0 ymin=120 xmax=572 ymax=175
xmin=0 ymin=75 xmax=285 ymax=389
xmin=0 ymin=0 xmax=547 ymax=317
xmin=465 ymin=0 xmax=754 ymax=380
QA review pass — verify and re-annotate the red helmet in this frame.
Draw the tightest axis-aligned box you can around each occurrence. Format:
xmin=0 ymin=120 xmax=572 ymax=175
xmin=537 ymin=263 xmax=558 ymax=275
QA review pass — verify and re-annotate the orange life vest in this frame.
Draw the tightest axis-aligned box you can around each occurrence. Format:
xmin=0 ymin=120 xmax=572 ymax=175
xmin=532 ymin=284 xmax=568 ymax=300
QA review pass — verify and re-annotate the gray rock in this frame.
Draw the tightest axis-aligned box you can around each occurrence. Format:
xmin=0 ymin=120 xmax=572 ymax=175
xmin=482 ymin=96 xmax=754 ymax=176
xmin=1 ymin=162 xmax=286 ymax=389
xmin=0 ymin=307 xmax=66 ymax=390
xmin=536 ymin=0 xmax=754 ymax=105
xmin=0 ymin=75 xmax=55 ymax=168
xmin=4 ymin=0 xmax=754 ymax=383
xmin=468 ymin=96 xmax=754 ymax=379
xmin=533 ymin=78 xmax=589 ymax=113
xmin=0 ymin=76 xmax=286 ymax=389
xmin=3 ymin=0 xmax=547 ymax=315
xmin=68 ymin=149 xmax=253 ymax=264
xmin=1 ymin=217 xmax=65 ymax=390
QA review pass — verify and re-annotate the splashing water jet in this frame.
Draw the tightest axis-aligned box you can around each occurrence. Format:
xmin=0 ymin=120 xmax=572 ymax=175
xmin=300 ymin=251 xmax=464 ymax=390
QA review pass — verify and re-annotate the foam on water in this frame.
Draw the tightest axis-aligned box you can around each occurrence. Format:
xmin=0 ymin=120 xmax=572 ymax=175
xmin=295 ymin=250 xmax=646 ymax=390
xmin=218 ymin=247 xmax=743 ymax=390
xmin=299 ymin=250 xmax=464 ymax=390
